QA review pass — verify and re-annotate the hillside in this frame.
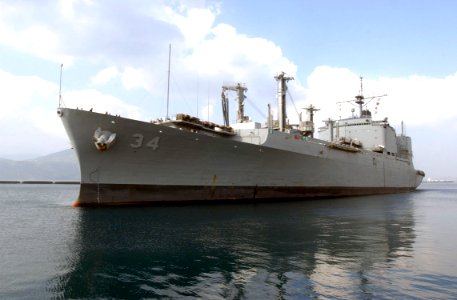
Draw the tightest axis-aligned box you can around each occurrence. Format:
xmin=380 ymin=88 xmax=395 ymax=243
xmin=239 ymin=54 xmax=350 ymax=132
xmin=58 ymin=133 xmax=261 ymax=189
xmin=0 ymin=149 xmax=80 ymax=181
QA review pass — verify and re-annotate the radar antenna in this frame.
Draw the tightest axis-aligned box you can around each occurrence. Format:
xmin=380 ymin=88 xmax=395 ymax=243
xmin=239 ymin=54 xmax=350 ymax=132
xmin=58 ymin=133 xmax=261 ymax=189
xmin=354 ymin=76 xmax=366 ymax=117
xmin=337 ymin=76 xmax=386 ymax=118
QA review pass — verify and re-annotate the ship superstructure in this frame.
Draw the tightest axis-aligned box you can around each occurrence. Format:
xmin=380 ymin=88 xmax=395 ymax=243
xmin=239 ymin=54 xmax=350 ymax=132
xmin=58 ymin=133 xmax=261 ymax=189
xmin=58 ymin=73 xmax=424 ymax=206
xmin=318 ymin=78 xmax=413 ymax=159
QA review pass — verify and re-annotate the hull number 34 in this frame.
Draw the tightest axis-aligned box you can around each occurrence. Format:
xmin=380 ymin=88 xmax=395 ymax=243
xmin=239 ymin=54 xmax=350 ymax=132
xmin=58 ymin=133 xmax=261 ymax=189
xmin=130 ymin=134 xmax=160 ymax=150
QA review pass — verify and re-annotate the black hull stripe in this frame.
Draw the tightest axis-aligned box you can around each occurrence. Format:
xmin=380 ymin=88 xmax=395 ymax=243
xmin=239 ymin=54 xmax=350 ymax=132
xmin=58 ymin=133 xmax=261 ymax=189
xmin=74 ymin=183 xmax=417 ymax=206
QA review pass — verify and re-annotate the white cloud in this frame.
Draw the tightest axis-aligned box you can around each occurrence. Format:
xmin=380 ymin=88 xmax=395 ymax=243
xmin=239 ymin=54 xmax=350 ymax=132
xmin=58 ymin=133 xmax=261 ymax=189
xmin=0 ymin=1 xmax=178 ymax=66
xmin=302 ymin=66 xmax=457 ymax=131
xmin=370 ymin=73 xmax=457 ymax=126
xmin=121 ymin=67 xmax=152 ymax=91
xmin=0 ymin=69 xmax=142 ymax=156
xmin=0 ymin=69 xmax=62 ymax=155
xmin=62 ymin=89 xmax=143 ymax=120
xmin=0 ymin=3 xmax=75 ymax=65
xmin=151 ymin=1 xmax=219 ymax=48
xmin=166 ymin=7 xmax=216 ymax=47
xmin=91 ymin=66 xmax=120 ymax=85
xmin=0 ymin=70 xmax=58 ymax=117
xmin=59 ymin=0 xmax=95 ymax=20
xmin=200 ymin=104 xmax=214 ymax=121
xmin=183 ymin=23 xmax=296 ymax=79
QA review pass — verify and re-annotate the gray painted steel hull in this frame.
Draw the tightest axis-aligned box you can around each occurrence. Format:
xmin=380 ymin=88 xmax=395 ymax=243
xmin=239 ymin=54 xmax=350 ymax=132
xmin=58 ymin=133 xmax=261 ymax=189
xmin=59 ymin=108 xmax=424 ymax=206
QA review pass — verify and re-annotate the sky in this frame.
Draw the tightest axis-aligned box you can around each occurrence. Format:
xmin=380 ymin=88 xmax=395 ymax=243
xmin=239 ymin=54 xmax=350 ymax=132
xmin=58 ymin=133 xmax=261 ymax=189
xmin=0 ymin=0 xmax=456 ymax=179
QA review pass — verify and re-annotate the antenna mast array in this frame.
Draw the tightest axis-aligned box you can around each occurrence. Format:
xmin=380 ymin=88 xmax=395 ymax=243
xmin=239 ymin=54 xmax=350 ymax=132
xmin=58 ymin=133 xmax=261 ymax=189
xmin=166 ymin=44 xmax=171 ymax=120
xmin=337 ymin=76 xmax=387 ymax=118
xmin=58 ymin=64 xmax=63 ymax=108
xmin=354 ymin=76 xmax=368 ymax=117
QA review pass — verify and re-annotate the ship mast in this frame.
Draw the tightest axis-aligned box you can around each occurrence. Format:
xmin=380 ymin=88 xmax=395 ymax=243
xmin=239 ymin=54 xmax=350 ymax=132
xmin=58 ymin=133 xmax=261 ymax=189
xmin=301 ymin=104 xmax=320 ymax=137
xmin=355 ymin=76 xmax=365 ymax=118
xmin=166 ymin=44 xmax=171 ymax=120
xmin=58 ymin=63 xmax=63 ymax=108
xmin=338 ymin=76 xmax=386 ymax=118
xmin=274 ymin=72 xmax=294 ymax=132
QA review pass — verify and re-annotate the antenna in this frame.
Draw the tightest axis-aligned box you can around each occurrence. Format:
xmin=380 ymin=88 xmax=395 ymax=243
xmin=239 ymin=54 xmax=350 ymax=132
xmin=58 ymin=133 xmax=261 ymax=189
xmin=207 ymin=83 xmax=210 ymax=121
xmin=58 ymin=63 xmax=63 ymax=108
xmin=336 ymin=76 xmax=386 ymax=118
xmin=354 ymin=76 xmax=365 ymax=117
xmin=196 ymin=77 xmax=199 ymax=118
xmin=359 ymin=76 xmax=363 ymax=95
xmin=166 ymin=44 xmax=171 ymax=119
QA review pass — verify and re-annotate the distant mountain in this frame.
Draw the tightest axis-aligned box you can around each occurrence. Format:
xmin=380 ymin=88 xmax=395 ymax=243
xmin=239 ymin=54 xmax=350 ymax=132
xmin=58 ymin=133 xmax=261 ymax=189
xmin=0 ymin=149 xmax=80 ymax=181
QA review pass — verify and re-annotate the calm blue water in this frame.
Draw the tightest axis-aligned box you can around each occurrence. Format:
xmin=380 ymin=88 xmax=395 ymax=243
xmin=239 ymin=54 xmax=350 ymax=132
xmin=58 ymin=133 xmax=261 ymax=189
xmin=1 ymin=183 xmax=457 ymax=299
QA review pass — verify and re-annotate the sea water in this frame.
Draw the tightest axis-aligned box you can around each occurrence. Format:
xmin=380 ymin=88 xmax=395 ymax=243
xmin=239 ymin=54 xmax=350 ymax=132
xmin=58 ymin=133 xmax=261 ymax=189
xmin=1 ymin=183 xmax=457 ymax=299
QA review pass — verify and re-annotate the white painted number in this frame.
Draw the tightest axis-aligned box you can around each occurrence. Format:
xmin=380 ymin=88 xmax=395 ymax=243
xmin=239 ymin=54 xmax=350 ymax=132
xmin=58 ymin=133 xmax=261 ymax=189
xmin=130 ymin=134 xmax=160 ymax=150
xmin=146 ymin=136 xmax=160 ymax=150
xmin=130 ymin=133 xmax=144 ymax=148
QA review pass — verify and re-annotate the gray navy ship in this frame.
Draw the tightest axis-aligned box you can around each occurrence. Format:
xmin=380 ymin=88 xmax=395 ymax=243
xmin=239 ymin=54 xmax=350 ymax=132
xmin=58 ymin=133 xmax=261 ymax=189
xmin=58 ymin=73 xmax=425 ymax=206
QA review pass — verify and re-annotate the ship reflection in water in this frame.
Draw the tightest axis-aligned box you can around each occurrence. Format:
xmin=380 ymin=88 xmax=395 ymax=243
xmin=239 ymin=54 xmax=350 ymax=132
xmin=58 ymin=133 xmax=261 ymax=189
xmin=49 ymin=195 xmax=416 ymax=299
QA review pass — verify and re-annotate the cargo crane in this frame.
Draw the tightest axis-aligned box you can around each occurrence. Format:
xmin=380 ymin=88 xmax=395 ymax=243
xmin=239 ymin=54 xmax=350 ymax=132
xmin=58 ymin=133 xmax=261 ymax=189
xmin=274 ymin=72 xmax=294 ymax=132
xmin=221 ymin=83 xmax=248 ymax=126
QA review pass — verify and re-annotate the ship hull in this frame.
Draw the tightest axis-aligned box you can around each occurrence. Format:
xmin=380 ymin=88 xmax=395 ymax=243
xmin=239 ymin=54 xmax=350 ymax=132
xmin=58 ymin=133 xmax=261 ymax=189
xmin=79 ymin=183 xmax=415 ymax=206
xmin=59 ymin=108 xmax=424 ymax=206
